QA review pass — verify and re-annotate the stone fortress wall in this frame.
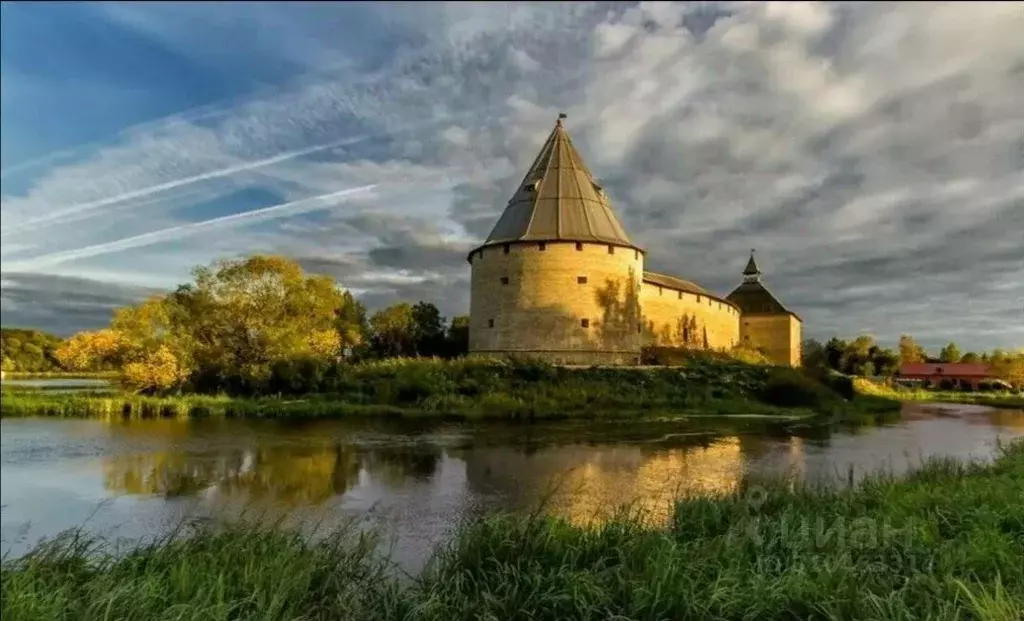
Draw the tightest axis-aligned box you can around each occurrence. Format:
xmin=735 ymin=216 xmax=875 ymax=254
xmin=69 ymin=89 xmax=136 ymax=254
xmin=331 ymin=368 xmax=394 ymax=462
xmin=468 ymin=240 xmax=644 ymax=366
xmin=639 ymin=274 xmax=740 ymax=351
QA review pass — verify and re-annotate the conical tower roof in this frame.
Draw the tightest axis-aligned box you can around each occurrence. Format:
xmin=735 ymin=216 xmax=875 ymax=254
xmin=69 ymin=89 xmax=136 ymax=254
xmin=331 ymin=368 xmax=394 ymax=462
xmin=727 ymin=250 xmax=797 ymax=317
xmin=742 ymin=249 xmax=760 ymax=276
xmin=482 ymin=114 xmax=637 ymax=249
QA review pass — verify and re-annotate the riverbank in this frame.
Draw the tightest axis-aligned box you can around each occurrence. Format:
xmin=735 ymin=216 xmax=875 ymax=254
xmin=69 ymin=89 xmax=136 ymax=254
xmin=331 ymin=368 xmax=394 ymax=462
xmin=4 ymin=439 xmax=1021 ymax=621
xmin=0 ymin=356 xmax=900 ymax=422
xmin=853 ymin=378 xmax=1024 ymax=410
xmin=1 ymin=371 xmax=118 ymax=380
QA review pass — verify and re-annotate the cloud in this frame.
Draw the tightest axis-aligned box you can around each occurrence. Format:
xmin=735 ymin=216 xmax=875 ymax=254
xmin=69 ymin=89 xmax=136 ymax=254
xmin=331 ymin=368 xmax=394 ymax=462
xmin=4 ymin=184 xmax=378 ymax=270
xmin=0 ymin=272 xmax=160 ymax=335
xmin=2 ymin=2 xmax=1022 ymax=351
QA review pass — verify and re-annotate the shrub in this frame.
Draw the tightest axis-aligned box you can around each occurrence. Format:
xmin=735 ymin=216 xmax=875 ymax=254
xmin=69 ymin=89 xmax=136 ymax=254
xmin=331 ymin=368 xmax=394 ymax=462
xmin=759 ymin=368 xmax=836 ymax=409
xmin=825 ymin=373 xmax=856 ymax=401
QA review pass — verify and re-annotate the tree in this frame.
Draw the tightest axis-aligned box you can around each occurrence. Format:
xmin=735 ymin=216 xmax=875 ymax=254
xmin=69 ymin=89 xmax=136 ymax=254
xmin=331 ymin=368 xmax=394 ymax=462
xmin=824 ymin=337 xmax=847 ymax=372
xmin=989 ymin=350 xmax=1024 ymax=389
xmin=445 ymin=315 xmax=470 ymax=358
xmin=367 ymin=303 xmax=418 ymax=358
xmin=959 ymin=352 xmax=981 ymax=364
xmin=58 ymin=254 xmax=362 ymax=394
xmin=841 ymin=335 xmax=876 ymax=375
xmin=54 ymin=329 xmax=123 ymax=372
xmin=871 ymin=348 xmax=900 ymax=377
xmin=336 ymin=291 xmax=367 ymax=357
xmin=109 ymin=297 xmax=192 ymax=392
xmin=0 ymin=328 xmax=64 ymax=372
xmin=938 ymin=342 xmax=961 ymax=364
xmin=898 ymin=335 xmax=927 ymax=365
xmin=801 ymin=339 xmax=829 ymax=376
xmin=181 ymin=255 xmax=351 ymax=387
xmin=411 ymin=301 xmax=445 ymax=357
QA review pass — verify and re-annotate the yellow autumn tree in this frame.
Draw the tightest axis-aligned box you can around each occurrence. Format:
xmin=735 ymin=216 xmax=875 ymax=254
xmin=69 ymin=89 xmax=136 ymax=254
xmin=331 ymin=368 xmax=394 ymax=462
xmin=172 ymin=254 xmax=360 ymax=387
xmin=59 ymin=254 xmax=366 ymax=393
xmin=54 ymin=329 xmax=123 ymax=371
xmin=989 ymin=350 xmax=1024 ymax=389
xmin=123 ymin=345 xmax=190 ymax=393
xmin=111 ymin=296 xmax=192 ymax=392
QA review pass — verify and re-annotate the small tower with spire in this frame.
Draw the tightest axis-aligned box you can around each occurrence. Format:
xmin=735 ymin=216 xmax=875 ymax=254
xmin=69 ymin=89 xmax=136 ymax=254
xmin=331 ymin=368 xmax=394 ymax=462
xmin=742 ymin=249 xmax=761 ymax=283
xmin=726 ymin=249 xmax=803 ymax=367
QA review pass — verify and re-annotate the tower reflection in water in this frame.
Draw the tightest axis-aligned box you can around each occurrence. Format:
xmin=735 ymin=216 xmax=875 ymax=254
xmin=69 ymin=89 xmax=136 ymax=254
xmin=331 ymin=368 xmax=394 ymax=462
xmin=460 ymin=435 xmax=809 ymax=526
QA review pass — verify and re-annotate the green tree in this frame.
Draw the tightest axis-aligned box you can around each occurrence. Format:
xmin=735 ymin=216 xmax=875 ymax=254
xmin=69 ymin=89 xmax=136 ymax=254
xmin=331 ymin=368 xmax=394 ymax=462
xmin=898 ymin=335 xmax=927 ymax=365
xmin=938 ymin=342 xmax=961 ymax=364
xmin=871 ymin=348 xmax=900 ymax=376
xmin=0 ymin=328 xmax=64 ymax=372
xmin=411 ymin=301 xmax=445 ymax=357
xmin=841 ymin=335 xmax=876 ymax=376
xmin=800 ymin=339 xmax=829 ymax=376
xmin=367 ymin=303 xmax=418 ymax=358
xmin=824 ymin=337 xmax=847 ymax=372
xmin=336 ymin=291 xmax=367 ymax=357
xmin=959 ymin=352 xmax=980 ymax=364
xmin=445 ymin=315 xmax=470 ymax=358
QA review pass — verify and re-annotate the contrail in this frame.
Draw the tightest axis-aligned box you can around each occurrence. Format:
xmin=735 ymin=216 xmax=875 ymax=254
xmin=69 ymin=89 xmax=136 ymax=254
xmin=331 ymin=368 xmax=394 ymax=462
xmin=0 ymin=101 xmax=234 ymax=181
xmin=10 ymin=184 xmax=377 ymax=270
xmin=0 ymin=140 xmax=363 ymax=238
xmin=0 ymin=111 xmax=470 ymax=239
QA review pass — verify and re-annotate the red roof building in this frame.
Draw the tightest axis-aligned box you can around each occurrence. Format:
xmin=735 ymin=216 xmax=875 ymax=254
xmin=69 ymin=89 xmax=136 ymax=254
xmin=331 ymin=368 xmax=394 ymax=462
xmin=896 ymin=363 xmax=994 ymax=390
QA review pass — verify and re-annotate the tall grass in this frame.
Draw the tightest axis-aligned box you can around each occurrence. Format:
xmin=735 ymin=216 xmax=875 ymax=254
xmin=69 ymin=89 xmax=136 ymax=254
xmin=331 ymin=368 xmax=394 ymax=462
xmin=1 ymin=354 xmax=902 ymax=421
xmin=0 ymin=522 xmax=395 ymax=621
xmin=4 ymin=440 xmax=1022 ymax=620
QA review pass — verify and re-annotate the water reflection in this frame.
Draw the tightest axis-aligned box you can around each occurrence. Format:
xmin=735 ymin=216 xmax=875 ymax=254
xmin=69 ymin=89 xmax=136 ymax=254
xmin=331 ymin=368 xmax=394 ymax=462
xmin=103 ymin=444 xmax=362 ymax=503
xmin=462 ymin=435 xmax=815 ymax=525
xmin=3 ymin=403 xmax=1022 ymax=569
xmin=103 ymin=441 xmax=442 ymax=505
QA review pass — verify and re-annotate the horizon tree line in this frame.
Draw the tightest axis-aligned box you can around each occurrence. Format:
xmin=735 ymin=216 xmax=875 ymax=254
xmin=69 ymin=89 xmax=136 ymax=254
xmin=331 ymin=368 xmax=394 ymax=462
xmin=2 ymin=254 xmax=1022 ymax=391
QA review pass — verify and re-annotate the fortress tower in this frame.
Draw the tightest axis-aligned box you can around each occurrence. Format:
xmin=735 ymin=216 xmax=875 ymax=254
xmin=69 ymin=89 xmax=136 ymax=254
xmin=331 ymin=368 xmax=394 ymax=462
xmin=726 ymin=251 xmax=803 ymax=366
xmin=466 ymin=114 xmax=644 ymax=365
xmin=467 ymin=116 xmax=800 ymax=367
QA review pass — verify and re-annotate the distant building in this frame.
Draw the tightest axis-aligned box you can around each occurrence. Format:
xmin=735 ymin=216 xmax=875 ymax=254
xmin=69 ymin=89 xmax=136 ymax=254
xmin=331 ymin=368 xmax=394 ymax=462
xmin=466 ymin=115 xmax=801 ymax=367
xmin=896 ymin=363 xmax=995 ymax=390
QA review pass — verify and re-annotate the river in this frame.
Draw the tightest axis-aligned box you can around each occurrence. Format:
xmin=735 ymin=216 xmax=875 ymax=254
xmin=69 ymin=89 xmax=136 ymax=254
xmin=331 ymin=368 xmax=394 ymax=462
xmin=1 ymin=401 xmax=1022 ymax=572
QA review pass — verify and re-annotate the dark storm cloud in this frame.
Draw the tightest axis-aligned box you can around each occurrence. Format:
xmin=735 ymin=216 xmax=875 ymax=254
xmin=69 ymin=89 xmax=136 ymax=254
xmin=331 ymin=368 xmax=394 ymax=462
xmin=356 ymin=275 xmax=471 ymax=320
xmin=367 ymin=244 xmax=469 ymax=272
xmin=0 ymin=272 xmax=159 ymax=335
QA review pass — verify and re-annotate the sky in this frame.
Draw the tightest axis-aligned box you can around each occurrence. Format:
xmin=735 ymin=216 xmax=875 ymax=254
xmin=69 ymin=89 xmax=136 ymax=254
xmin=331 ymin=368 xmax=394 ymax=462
xmin=1 ymin=1 xmax=1022 ymax=353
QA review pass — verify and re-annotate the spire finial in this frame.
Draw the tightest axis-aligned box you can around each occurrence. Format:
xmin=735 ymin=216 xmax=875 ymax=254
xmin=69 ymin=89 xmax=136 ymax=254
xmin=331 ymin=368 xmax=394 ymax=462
xmin=556 ymin=112 xmax=567 ymax=127
xmin=743 ymin=248 xmax=761 ymax=280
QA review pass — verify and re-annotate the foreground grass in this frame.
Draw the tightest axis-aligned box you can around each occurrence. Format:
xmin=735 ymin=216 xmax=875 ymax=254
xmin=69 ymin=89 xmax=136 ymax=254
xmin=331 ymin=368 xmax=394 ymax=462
xmin=4 ymin=440 xmax=1022 ymax=621
xmin=0 ymin=355 xmax=900 ymax=422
